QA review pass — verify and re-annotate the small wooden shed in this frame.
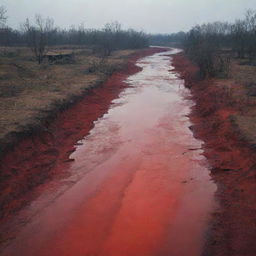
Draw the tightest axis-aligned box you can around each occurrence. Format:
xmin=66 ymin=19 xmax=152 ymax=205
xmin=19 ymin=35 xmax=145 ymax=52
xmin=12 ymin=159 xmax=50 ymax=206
xmin=44 ymin=50 xmax=75 ymax=64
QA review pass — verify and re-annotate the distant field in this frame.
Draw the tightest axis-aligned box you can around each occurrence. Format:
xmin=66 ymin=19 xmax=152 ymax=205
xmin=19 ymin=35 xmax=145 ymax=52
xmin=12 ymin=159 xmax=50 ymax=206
xmin=0 ymin=46 xmax=138 ymax=149
xmin=223 ymin=56 xmax=256 ymax=145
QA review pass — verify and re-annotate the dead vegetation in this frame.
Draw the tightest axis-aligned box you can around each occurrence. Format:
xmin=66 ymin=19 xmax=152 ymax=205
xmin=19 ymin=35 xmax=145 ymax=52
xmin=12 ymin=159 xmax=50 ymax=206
xmin=0 ymin=46 xmax=138 ymax=150
xmin=173 ymin=53 xmax=256 ymax=256
xmin=221 ymin=57 xmax=256 ymax=146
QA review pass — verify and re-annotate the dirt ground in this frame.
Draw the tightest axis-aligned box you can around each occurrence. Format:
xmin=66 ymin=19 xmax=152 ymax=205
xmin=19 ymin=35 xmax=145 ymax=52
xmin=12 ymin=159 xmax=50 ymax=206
xmin=2 ymin=47 xmax=256 ymax=254
xmin=0 ymin=47 xmax=164 ymax=231
xmin=0 ymin=46 xmax=139 ymax=155
xmin=173 ymin=53 xmax=256 ymax=256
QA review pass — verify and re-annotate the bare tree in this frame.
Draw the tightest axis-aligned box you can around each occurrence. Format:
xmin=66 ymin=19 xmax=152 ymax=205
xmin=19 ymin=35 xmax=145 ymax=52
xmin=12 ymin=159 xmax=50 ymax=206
xmin=244 ymin=9 xmax=256 ymax=61
xmin=0 ymin=15 xmax=148 ymax=50
xmin=0 ymin=5 xmax=7 ymax=28
xmin=230 ymin=9 xmax=256 ymax=61
xmin=99 ymin=21 xmax=122 ymax=56
xmin=23 ymin=15 xmax=55 ymax=64
xmin=185 ymin=22 xmax=232 ymax=78
xmin=231 ymin=19 xmax=247 ymax=58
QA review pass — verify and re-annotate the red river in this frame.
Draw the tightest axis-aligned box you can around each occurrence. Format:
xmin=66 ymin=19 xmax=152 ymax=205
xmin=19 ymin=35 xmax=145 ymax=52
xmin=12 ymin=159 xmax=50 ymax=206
xmin=1 ymin=48 xmax=216 ymax=256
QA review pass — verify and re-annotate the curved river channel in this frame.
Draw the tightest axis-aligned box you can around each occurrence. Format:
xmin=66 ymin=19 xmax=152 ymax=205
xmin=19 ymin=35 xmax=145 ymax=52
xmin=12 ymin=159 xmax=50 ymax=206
xmin=2 ymin=48 xmax=216 ymax=256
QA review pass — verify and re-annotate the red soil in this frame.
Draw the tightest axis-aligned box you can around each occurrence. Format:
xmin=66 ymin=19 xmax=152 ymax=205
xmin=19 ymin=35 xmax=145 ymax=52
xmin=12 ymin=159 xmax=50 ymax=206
xmin=0 ymin=47 xmax=166 ymax=222
xmin=173 ymin=53 xmax=256 ymax=256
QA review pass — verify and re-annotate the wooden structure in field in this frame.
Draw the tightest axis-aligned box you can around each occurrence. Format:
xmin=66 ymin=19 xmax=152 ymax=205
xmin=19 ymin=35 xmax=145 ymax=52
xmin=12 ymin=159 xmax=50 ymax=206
xmin=44 ymin=50 xmax=74 ymax=64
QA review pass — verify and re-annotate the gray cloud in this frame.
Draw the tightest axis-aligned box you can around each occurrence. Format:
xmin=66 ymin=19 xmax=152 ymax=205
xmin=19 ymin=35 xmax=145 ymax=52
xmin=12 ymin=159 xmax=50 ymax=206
xmin=2 ymin=0 xmax=256 ymax=33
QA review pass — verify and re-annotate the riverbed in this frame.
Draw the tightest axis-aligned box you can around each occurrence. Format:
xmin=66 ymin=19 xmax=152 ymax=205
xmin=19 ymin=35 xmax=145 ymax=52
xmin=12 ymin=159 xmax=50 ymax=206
xmin=1 ymin=48 xmax=216 ymax=256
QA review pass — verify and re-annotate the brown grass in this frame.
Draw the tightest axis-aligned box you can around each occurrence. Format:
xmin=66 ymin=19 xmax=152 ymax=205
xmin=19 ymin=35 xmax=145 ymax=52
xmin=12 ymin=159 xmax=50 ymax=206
xmin=0 ymin=46 xmax=138 ymax=145
xmin=173 ymin=53 xmax=256 ymax=256
xmin=221 ymin=58 xmax=256 ymax=145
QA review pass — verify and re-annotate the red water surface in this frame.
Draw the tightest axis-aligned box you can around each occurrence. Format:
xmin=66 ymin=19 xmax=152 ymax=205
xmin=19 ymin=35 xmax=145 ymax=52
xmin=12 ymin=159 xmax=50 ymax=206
xmin=0 ymin=47 xmax=163 ymax=221
xmin=1 ymin=49 xmax=216 ymax=256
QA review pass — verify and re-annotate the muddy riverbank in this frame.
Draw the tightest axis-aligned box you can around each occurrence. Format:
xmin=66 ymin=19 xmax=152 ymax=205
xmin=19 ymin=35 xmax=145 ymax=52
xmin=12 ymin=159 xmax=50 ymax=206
xmin=1 ymin=48 xmax=216 ymax=256
xmin=0 ymin=48 xmax=139 ymax=157
xmin=0 ymin=47 xmax=164 ymax=223
xmin=173 ymin=53 xmax=256 ymax=256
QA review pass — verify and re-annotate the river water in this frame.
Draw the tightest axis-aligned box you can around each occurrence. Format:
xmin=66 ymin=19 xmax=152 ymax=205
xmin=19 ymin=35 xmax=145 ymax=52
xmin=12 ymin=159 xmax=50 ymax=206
xmin=2 ymin=48 xmax=216 ymax=256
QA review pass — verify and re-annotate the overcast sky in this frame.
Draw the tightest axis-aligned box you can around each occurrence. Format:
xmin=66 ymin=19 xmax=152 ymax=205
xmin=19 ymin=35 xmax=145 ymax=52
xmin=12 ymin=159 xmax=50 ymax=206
xmin=2 ymin=0 xmax=256 ymax=33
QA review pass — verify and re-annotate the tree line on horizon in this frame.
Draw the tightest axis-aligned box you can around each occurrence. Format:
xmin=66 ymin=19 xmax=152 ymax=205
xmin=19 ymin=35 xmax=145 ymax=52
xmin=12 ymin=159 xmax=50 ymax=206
xmin=0 ymin=7 xmax=148 ymax=63
xmin=149 ymin=9 xmax=256 ymax=78
xmin=1 ymin=6 xmax=256 ymax=72
xmin=150 ymin=10 xmax=256 ymax=78
xmin=184 ymin=9 xmax=256 ymax=78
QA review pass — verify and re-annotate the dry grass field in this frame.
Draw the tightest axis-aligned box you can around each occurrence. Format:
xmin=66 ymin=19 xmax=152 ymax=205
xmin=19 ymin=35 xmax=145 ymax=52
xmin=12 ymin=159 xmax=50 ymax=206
xmin=0 ymin=46 xmax=138 ymax=149
xmin=221 ymin=57 xmax=256 ymax=146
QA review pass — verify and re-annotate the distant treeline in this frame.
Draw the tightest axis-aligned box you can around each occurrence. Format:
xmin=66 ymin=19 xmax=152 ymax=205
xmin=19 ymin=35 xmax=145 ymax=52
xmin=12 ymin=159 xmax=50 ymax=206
xmin=184 ymin=9 xmax=256 ymax=78
xmin=149 ymin=10 xmax=256 ymax=78
xmin=1 ymin=6 xmax=256 ymax=73
xmin=0 ymin=23 xmax=148 ymax=50
xmin=0 ymin=8 xmax=148 ymax=63
xmin=148 ymin=32 xmax=186 ymax=46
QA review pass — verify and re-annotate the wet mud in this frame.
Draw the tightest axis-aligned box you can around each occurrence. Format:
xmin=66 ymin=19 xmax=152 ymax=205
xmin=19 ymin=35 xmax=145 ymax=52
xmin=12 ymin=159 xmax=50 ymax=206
xmin=173 ymin=53 xmax=256 ymax=256
xmin=1 ymin=49 xmax=216 ymax=256
xmin=0 ymin=48 xmax=164 ymax=222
